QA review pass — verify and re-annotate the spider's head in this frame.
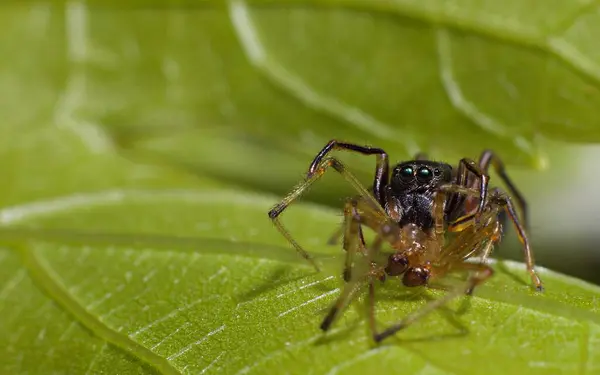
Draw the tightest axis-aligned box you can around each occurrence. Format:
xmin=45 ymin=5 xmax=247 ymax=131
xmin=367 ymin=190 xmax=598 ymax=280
xmin=390 ymin=160 xmax=453 ymax=194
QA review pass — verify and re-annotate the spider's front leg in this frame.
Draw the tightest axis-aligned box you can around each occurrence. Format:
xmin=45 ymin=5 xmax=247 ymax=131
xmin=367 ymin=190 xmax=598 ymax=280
xmin=479 ymin=150 xmax=529 ymax=230
xmin=455 ymin=158 xmax=490 ymax=224
xmin=308 ymin=140 xmax=390 ymax=204
xmin=268 ymin=157 xmax=385 ymax=271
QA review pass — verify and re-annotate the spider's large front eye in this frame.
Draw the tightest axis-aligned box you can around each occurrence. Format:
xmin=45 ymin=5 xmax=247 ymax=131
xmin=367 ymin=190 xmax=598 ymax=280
xmin=399 ymin=166 xmax=413 ymax=178
xmin=417 ymin=167 xmax=432 ymax=180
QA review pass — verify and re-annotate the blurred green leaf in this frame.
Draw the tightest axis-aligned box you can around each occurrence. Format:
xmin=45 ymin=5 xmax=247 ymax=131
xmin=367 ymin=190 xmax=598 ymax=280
xmin=65 ymin=0 xmax=600 ymax=197
xmin=3 ymin=1 xmax=600 ymax=374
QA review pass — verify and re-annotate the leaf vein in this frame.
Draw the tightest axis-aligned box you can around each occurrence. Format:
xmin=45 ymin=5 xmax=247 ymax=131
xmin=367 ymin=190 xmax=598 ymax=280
xmin=20 ymin=244 xmax=181 ymax=375
xmin=277 ymin=288 xmax=339 ymax=318
xmin=166 ymin=324 xmax=225 ymax=361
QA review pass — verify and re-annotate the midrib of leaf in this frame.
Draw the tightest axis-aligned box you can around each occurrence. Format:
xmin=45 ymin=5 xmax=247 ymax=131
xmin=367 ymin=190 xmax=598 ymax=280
xmin=15 ymin=242 xmax=180 ymax=375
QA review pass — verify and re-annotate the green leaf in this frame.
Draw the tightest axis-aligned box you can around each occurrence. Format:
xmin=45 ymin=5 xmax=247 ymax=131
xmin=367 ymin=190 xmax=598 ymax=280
xmin=2 ymin=190 xmax=600 ymax=375
xmin=3 ymin=1 xmax=600 ymax=375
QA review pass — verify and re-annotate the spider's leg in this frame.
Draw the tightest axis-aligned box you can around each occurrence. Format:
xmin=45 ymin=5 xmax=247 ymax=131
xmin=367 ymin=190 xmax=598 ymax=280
xmin=432 ymin=188 xmax=449 ymax=244
xmin=373 ymin=262 xmax=493 ymax=343
xmin=478 ymin=214 xmax=503 ymax=265
xmin=323 ymin=205 xmax=400 ymax=331
xmin=326 ymin=224 xmax=344 ymax=245
xmin=457 ymin=158 xmax=490 ymax=223
xmin=308 ymin=140 xmax=390 ymax=204
xmin=328 ymin=209 xmax=366 ymax=251
xmin=321 ymin=234 xmax=386 ymax=331
xmin=489 ymin=188 xmax=543 ymax=291
xmin=433 ymin=184 xmax=482 ymax=233
xmin=268 ymin=157 xmax=386 ymax=271
xmin=341 ymin=198 xmax=367 ymax=282
xmin=320 ymin=271 xmax=365 ymax=331
xmin=479 ymin=150 xmax=528 ymax=230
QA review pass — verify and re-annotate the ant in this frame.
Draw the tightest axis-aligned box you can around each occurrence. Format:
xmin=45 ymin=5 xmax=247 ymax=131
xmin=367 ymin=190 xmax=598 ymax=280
xmin=268 ymin=140 xmax=544 ymax=342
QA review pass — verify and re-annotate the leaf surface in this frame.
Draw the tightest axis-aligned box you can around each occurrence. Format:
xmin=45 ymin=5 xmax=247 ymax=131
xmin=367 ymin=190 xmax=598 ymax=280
xmin=2 ymin=188 xmax=600 ymax=374
xmin=3 ymin=2 xmax=600 ymax=375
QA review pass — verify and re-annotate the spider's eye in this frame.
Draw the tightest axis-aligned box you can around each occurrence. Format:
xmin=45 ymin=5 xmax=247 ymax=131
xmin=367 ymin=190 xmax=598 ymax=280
xmin=433 ymin=168 xmax=441 ymax=176
xmin=417 ymin=167 xmax=432 ymax=179
xmin=400 ymin=166 xmax=413 ymax=177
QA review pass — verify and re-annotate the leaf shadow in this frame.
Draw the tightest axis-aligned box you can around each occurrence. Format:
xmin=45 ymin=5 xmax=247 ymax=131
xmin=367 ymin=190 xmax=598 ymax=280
xmin=235 ymin=264 xmax=317 ymax=304
xmin=495 ymin=258 xmax=529 ymax=287
xmin=311 ymin=282 xmax=471 ymax=347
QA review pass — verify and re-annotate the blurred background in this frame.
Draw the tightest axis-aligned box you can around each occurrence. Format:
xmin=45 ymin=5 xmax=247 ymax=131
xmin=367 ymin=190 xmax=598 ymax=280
xmin=2 ymin=1 xmax=600 ymax=283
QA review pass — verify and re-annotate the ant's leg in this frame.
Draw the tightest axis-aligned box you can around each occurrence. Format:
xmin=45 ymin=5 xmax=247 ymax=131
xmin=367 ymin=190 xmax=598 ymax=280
xmin=490 ymin=188 xmax=543 ymax=291
xmin=308 ymin=140 xmax=389 ymax=204
xmin=479 ymin=150 xmax=528 ymax=230
xmin=268 ymin=157 xmax=385 ymax=271
xmin=373 ymin=263 xmax=493 ymax=343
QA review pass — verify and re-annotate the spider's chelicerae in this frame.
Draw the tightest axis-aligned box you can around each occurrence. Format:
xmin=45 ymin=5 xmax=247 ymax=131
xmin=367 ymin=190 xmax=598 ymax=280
xmin=268 ymin=140 xmax=543 ymax=342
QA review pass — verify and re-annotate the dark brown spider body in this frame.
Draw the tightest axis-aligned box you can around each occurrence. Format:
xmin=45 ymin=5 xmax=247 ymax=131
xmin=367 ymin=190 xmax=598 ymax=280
xmin=268 ymin=139 xmax=543 ymax=343
xmin=386 ymin=160 xmax=453 ymax=230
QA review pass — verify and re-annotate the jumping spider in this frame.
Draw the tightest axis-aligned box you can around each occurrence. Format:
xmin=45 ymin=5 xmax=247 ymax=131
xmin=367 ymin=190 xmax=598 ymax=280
xmin=268 ymin=140 xmax=543 ymax=342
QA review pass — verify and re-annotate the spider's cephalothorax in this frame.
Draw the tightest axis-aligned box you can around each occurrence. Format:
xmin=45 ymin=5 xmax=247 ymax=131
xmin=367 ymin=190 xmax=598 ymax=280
xmin=268 ymin=140 xmax=543 ymax=343
xmin=387 ymin=160 xmax=453 ymax=230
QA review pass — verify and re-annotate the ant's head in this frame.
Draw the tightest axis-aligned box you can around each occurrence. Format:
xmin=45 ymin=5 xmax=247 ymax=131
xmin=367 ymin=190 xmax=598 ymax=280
xmin=391 ymin=160 xmax=452 ymax=194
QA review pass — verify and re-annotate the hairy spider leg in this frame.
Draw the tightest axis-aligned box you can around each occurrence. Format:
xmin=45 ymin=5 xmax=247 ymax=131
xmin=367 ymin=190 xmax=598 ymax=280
xmin=454 ymin=186 xmax=542 ymax=290
xmin=372 ymin=262 xmax=494 ymax=342
xmin=341 ymin=199 xmax=362 ymax=282
xmin=456 ymin=158 xmax=491 ymax=224
xmin=479 ymin=150 xmax=529 ymax=230
xmin=370 ymin=206 xmax=502 ymax=342
xmin=488 ymin=188 xmax=543 ymax=291
xmin=361 ymin=187 xmax=491 ymax=342
xmin=320 ymin=198 xmax=396 ymax=331
xmin=434 ymin=184 xmax=543 ymax=291
xmin=341 ymin=198 xmax=377 ymax=282
xmin=327 ymin=150 xmax=428 ymax=249
xmin=308 ymin=140 xmax=390 ymax=205
xmin=434 ymin=184 xmax=484 ymax=233
xmin=268 ymin=157 xmax=386 ymax=272
xmin=309 ymin=140 xmax=390 ymax=250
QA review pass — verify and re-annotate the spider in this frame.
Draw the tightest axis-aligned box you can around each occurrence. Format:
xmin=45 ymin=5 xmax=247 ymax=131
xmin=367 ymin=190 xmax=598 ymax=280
xmin=268 ymin=140 xmax=543 ymax=342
